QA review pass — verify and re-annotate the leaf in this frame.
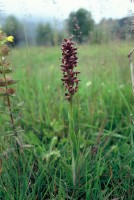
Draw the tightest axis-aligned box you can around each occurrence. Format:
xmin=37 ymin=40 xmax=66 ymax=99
xmin=119 ymin=143 xmax=130 ymax=154
xmin=0 ymin=68 xmax=12 ymax=74
xmin=111 ymin=133 xmax=127 ymax=139
xmin=0 ymin=76 xmax=17 ymax=86
xmin=24 ymin=131 xmax=42 ymax=147
xmin=71 ymin=132 xmax=80 ymax=162
xmin=17 ymin=102 xmax=24 ymax=107
xmin=0 ymin=78 xmax=5 ymax=86
xmin=0 ymin=88 xmax=6 ymax=95
xmin=44 ymin=149 xmax=60 ymax=161
xmin=61 ymin=161 xmax=72 ymax=184
xmin=7 ymin=88 xmax=16 ymax=95
xmin=14 ymin=136 xmax=23 ymax=148
xmin=0 ymin=158 xmax=2 ymax=175
xmin=49 ymin=136 xmax=58 ymax=151
xmin=94 ymin=131 xmax=127 ymax=139
xmin=0 ymin=87 xmax=16 ymax=96
xmin=76 ymin=151 xmax=89 ymax=177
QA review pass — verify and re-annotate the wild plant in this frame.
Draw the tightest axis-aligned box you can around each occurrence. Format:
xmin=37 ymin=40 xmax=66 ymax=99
xmin=0 ymin=30 xmax=22 ymax=150
xmin=0 ymin=30 xmax=36 ymax=198
xmin=61 ymin=37 xmax=89 ymax=192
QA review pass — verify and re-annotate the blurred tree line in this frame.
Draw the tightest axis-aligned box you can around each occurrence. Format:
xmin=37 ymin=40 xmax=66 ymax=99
xmin=2 ymin=8 xmax=134 ymax=47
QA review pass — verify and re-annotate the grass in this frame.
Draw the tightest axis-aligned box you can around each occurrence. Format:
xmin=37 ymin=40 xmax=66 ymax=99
xmin=0 ymin=41 xmax=134 ymax=199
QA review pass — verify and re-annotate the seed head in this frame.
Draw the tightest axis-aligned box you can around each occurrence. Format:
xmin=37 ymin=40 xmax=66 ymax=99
xmin=61 ymin=37 xmax=80 ymax=101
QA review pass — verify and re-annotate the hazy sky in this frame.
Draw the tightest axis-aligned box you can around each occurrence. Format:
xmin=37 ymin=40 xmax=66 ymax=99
xmin=1 ymin=0 xmax=134 ymax=23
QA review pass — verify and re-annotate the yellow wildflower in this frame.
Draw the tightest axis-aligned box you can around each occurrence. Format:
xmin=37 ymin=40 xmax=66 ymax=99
xmin=7 ymin=36 xmax=14 ymax=42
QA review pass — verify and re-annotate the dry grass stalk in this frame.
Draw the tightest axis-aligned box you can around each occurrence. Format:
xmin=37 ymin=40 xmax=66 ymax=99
xmin=128 ymin=48 xmax=134 ymax=96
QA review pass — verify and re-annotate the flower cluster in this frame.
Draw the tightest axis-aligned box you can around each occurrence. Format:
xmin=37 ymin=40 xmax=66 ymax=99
xmin=7 ymin=36 xmax=14 ymax=42
xmin=61 ymin=37 xmax=80 ymax=101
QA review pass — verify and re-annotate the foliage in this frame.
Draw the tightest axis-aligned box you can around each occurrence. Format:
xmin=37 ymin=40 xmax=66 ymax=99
xmin=91 ymin=17 xmax=132 ymax=44
xmin=0 ymin=42 xmax=134 ymax=199
xmin=2 ymin=14 xmax=134 ymax=47
xmin=67 ymin=8 xmax=94 ymax=43
xmin=2 ymin=15 xmax=25 ymax=46
xmin=36 ymin=22 xmax=54 ymax=46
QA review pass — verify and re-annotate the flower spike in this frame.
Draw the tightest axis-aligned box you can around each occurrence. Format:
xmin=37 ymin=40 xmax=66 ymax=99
xmin=61 ymin=37 xmax=80 ymax=101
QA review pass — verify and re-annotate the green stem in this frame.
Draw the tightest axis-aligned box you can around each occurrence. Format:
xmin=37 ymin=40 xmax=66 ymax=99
xmin=68 ymin=98 xmax=77 ymax=186
xmin=69 ymin=99 xmax=74 ymax=138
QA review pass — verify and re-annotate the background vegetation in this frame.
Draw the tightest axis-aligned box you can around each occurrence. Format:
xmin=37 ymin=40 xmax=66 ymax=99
xmin=2 ymin=8 xmax=134 ymax=46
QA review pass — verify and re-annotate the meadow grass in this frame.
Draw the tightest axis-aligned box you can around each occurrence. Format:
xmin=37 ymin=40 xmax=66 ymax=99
xmin=0 ymin=41 xmax=134 ymax=199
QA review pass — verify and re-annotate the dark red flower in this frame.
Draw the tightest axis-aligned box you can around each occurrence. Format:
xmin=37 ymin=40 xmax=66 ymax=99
xmin=61 ymin=37 xmax=80 ymax=101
